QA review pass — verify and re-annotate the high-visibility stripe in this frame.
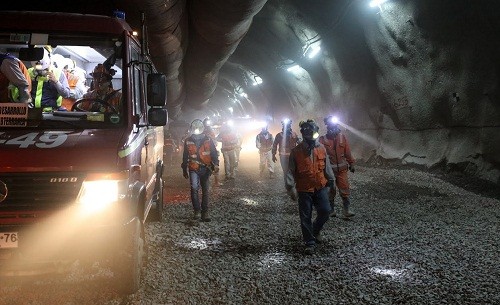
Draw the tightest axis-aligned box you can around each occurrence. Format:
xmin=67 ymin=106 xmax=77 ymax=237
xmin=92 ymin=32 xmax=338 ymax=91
xmin=118 ymin=132 xmax=146 ymax=158
xmin=35 ymin=79 xmax=43 ymax=108
xmin=29 ymin=67 xmax=62 ymax=108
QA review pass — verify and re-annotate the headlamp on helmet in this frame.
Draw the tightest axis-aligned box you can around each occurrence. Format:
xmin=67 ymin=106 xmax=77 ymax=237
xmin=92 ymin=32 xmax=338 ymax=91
xmin=190 ymin=119 xmax=205 ymax=135
xmin=299 ymin=119 xmax=319 ymax=141
xmin=203 ymin=118 xmax=212 ymax=127
xmin=324 ymin=115 xmax=341 ymax=135
xmin=324 ymin=115 xmax=340 ymax=125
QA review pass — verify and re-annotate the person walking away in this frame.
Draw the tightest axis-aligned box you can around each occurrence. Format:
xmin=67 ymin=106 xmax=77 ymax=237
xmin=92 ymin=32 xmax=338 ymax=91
xmin=203 ymin=118 xmax=221 ymax=186
xmin=182 ymin=119 xmax=219 ymax=222
xmin=285 ymin=119 xmax=335 ymax=255
xmin=164 ymin=131 xmax=178 ymax=166
xmin=319 ymin=115 xmax=355 ymax=219
xmin=0 ymin=52 xmax=32 ymax=103
xmin=272 ymin=118 xmax=301 ymax=183
xmin=256 ymin=125 xmax=275 ymax=178
xmin=28 ymin=47 xmax=70 ymax=111
xmin=234 ymin=132 xmax=242 ymax=171
xmin=216 ymin=123 xmax=239 ymax=180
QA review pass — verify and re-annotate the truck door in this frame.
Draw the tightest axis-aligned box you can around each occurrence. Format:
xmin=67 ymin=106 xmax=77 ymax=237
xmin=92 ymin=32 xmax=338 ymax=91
xmin=130 ymin=46 xmax=154 ymax=216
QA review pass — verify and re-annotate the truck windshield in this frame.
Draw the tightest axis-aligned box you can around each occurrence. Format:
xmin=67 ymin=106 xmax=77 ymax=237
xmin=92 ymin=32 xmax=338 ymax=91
xmin=0 ymin=35 xmax=125 ymax=130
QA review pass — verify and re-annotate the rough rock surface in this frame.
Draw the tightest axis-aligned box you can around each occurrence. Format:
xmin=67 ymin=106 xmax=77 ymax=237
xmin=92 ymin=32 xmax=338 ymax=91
xmin=1 ymin=152 xmax=498 ymax=305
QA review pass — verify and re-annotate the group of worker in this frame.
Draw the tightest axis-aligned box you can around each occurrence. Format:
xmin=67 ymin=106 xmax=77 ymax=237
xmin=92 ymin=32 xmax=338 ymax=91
xmin=179 ymin=118 xmax=243 ymax=222
xmin=181 ymin=114 xmax=355 ymax=255
xmin=0 ymin=47 xmax=121 ymax=113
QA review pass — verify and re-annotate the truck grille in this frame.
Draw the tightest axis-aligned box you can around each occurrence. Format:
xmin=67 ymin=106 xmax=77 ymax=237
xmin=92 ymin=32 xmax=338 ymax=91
xmin=0 ymin=173 xmax=84 ymax=209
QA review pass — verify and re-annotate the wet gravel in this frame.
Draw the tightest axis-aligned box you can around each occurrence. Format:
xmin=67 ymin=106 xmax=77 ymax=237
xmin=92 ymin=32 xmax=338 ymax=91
xmin=1 ymin=152 xmax=499 ymax=305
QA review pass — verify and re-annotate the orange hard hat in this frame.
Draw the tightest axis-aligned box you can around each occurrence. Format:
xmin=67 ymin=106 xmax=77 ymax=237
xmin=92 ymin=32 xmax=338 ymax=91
xmin=90 ymin=64 xmax=113 ymax=80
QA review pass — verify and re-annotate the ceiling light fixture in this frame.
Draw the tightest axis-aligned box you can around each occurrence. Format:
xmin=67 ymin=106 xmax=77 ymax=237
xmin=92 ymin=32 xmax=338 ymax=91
xmin=369 ymin=0 xmax=388 ymax=8
xmin=304 ymin=44 xmax=321 ymax=59
xmin=286 ymin=65 xmax=301 ymax=73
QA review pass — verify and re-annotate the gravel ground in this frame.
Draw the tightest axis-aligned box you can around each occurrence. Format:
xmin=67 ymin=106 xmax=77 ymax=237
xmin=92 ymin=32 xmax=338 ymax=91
xmin=1 ymin=151 xmax=499 ymax=305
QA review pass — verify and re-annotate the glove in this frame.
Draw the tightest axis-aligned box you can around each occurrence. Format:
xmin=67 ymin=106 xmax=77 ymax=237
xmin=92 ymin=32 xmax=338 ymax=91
xmin=182 ymin=168 xmax=189 ymax=179
xmin=272 ymin=155 xmax=277 ymax=163
xmin=287 ymin=187 xmax=298 ymax=201
xmin=349 ymin=164 xmax=355 ymax=173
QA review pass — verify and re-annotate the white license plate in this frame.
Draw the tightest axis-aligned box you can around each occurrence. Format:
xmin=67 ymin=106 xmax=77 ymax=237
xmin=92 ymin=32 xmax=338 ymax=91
xmin=0 ymin=232 xmax=18 ymax=248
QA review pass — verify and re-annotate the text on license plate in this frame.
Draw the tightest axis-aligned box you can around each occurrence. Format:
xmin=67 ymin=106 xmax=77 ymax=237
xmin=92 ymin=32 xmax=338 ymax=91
xmin=0 ymin=232 xmax=18 ymax=248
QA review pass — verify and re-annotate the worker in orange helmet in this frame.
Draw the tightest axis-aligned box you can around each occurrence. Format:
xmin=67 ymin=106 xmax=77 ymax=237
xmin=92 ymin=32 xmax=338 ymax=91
xmin=319 ymin=115 xmax=355 ymax=219
xmin=74 ymin=63 xmax=121 ymax=113
xmin=285 ymin=119 xmax=335 ymax=255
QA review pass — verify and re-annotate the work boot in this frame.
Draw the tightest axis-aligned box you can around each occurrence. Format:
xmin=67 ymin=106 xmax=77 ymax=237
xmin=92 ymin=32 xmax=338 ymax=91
xmin=193 ymin=210 xmax=201 ymax=220
xmin=341 ymin=197 xmax=355 ymax=219
xmin=201 ymin=210 xmax=211 ymax=222
xmin=329 ymin=203 xmax=336 ymax=217
xmin=304 ymin=244 xmax=316 ymax=255
xmin=313 ymin=232 xmax=323 ymax=244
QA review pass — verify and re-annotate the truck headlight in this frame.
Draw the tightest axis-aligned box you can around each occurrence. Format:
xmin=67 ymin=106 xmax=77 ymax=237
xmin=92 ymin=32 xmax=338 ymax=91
xmin=76 ymin=172 xmax=128 ymax=213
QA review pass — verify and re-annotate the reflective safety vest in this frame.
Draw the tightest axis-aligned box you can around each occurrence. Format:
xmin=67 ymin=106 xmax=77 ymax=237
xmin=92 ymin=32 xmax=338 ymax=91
xmin=219 ymin=132 xmax=239 ymax=152
xmin=291 ymin=142 xmax=328 ymax=192
xmin=256 ymin=132 xmax=273 ymax=152
xmin=28 ymin=66 xmax=63 ymax=110
xmin=185 ymin=137 xmax=213 ymax=171
xmin=0 ymin=54 xmax=31 ymax=102
xmin=273 ymin=130 xmax=300 ymax=156
xmin=319 ymin=133 xmax=354 ymax=173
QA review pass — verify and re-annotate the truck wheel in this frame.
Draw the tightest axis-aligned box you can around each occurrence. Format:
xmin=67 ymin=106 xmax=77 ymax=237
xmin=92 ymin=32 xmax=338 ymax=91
xmin=114 ymin=218 xmax=144 ymax=295
xmin=148 ymin=177 xmax=164 ymax=222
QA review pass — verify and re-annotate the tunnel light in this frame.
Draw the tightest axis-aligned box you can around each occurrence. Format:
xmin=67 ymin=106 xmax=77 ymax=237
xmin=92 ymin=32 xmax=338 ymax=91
xmin=132 ymin=30 xmax=139 ymax=36
xmin=286 ymin=65 xmax=302 ymax=73
xmin=228 ymin=107 xmax=233 ymax=114
xmin=252 ymin=76 xmax=263 ymax=86
xmin=305 ymin=45 xmax=321 ymax=59
xmin=240 ymin=92 xmax=248 ymax=98
xmin=369 ymin=0 xmax=388 ymax=7
xmin=282 ymin=118 xmax=290 ymax=125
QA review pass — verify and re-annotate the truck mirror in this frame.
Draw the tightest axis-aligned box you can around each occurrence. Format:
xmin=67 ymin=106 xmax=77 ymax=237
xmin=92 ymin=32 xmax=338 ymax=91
xmin=19 ymin=47 xmax=44 ymax=62
xmin=148 ymin=108 xmax=168 ymax=126
xmin=147 ymin=73 xmax=167 ymax=107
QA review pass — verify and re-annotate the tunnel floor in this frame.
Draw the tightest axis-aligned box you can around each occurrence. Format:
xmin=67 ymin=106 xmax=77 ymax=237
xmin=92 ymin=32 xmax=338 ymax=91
xmin=1 ymin=151 xmax=498 ymax=304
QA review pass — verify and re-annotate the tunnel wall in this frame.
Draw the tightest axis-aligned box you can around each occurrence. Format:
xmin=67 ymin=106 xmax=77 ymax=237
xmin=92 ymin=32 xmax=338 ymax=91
xmin=252 ymin=0 xmax=500 ymax=184
xmin=359 ymin=0 xmax=500 ymax=183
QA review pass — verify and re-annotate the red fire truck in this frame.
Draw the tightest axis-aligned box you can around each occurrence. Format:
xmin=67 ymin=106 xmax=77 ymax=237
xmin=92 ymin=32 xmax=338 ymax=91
xmin=0 ymin=11 xmax=167 ymax=294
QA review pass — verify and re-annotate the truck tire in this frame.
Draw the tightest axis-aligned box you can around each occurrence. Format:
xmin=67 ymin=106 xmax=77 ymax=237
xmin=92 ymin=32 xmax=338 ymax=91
xmin=114 ymin=218 xmax=144 ymax=295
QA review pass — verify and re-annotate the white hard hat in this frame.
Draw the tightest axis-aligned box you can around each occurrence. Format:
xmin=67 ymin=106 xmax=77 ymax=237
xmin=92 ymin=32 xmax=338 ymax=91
xmin=31 ymin=48 xmax=51 ymax=70
xmin=62 ymin=57 xmax=76 ymax=71
xmin=190 ymin=119 xmax=205 ymax=135
xmin=50 ymin=54 xmax=65 ymax=69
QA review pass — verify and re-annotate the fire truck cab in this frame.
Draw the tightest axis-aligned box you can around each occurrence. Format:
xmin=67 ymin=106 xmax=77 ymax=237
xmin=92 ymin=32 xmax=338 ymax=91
xmin=0 ymin=11 xmax=167 ymax=294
